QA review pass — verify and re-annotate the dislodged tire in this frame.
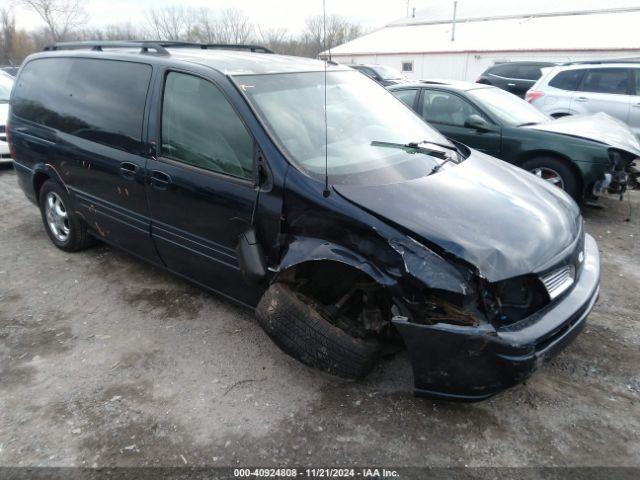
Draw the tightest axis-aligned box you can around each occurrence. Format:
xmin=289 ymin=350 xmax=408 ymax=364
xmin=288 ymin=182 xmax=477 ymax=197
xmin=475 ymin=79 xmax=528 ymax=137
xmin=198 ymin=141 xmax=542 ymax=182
xmin=256 ymin=282 xmax=381 ymax=380
xmin=39 ymin=179 xmax=93 ymax=252
xmin=521 ymin=156 xmax=580 ymax=201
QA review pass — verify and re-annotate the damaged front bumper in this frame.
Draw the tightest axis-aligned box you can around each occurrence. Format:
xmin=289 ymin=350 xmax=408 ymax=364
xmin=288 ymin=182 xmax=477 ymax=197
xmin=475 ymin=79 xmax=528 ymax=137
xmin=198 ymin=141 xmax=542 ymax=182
xmin=393 ymin=234 xmax=600 ymax=401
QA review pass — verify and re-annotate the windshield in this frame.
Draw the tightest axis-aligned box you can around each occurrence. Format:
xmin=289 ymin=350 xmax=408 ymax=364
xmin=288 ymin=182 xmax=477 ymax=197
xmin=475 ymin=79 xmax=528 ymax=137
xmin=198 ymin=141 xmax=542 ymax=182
xmin=372 ymin=65 xmax=404 ymax=80
xmin=467 ymin=87 xmax=550 ymax=126
xmin=0 ymin=73 xmax=13 ymax=102
xmin=235 ymin=70 xmax=458 ymax=185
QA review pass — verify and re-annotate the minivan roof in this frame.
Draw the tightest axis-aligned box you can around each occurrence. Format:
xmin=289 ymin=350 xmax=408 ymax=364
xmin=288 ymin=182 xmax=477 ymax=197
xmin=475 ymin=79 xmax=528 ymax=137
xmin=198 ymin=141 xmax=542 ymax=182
xmin=29 ymin=44 xmax=350 ymax=76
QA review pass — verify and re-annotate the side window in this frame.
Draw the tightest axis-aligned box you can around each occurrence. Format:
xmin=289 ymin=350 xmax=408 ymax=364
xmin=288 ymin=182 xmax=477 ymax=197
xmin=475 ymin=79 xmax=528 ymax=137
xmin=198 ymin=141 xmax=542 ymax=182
xmin=549 ymin=69 xmax=585 ymax=91
xmin=489 ymin=64 xmax=517 ymax=78
xmin=392 ymin=89 xmax=418 ymax=109
xmin=161 ymin=72 xmax=253 ymax=180
xmin=579 ymin=68 xmax=630 ymax=95
xmin=636 ymin=69 xmax=640 ymax=95
xmin=421 ymin=90 xmax=483 ymax=127
xmin=12 ymin=58 xmax=152 ymax=152
xmin=517 ymin=65 xmax=543 ymax=81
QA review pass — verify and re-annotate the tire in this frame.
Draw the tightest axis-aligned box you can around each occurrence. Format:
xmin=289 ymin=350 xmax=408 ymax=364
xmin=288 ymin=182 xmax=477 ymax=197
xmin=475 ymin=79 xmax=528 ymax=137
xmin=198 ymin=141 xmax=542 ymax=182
xmin=256 ymin=282 xmax=381 ymax=380
xmin=39 ymin=179 xmax=93 ymax=252
xmin=521 ymin=156 xmax=580 ymax=201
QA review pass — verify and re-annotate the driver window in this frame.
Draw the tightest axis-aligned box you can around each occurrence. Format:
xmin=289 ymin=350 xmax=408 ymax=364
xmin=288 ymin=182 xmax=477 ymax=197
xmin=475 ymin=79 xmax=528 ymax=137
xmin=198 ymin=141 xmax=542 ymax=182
xmin=161 ymin=72 xmax=254 ymax=179
xmin=422 ymin=90 xmax=483 ymax=127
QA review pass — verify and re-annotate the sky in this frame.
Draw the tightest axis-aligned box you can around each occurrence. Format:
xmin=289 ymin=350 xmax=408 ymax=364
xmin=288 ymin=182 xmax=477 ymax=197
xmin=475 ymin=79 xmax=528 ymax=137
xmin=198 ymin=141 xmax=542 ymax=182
xmin=11 ymin=0 xmax=424 ymax=34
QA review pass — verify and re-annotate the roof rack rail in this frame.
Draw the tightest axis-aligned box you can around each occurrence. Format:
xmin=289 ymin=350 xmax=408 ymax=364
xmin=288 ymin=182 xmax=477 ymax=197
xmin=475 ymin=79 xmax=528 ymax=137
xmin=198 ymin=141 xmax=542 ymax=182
xmin=560 ymin=58 xmax=640 ymax=66
xmin=43 ymin=40 xmax=274 ymax=55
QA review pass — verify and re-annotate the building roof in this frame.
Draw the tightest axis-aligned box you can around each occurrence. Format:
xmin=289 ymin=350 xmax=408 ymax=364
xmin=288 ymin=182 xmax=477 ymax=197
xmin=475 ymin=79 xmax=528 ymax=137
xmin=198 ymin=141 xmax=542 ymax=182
xmin=327 ymin=9 xmax=640 ymax=56
xmin=390 ymin=0 xmax=640 ymax=26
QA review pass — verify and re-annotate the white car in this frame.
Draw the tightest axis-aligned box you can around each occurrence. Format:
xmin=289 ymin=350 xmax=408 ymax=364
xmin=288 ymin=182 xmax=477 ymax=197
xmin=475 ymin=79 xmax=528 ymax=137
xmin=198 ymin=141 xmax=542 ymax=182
xmin=526 ymin=62 xmax=640 ymax=135
xmin=0 ymin=71 xmax=13 ymax=163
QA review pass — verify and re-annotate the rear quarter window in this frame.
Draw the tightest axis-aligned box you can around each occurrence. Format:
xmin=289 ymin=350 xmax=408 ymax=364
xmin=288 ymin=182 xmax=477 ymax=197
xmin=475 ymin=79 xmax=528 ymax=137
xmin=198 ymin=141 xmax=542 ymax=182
xmin=12 ymin=57 xmax=152 ymax=152
xmin=548 ymin=69 xmax=585 ymax=91
xmin=488 ymin=64 xmax=518 ymax=78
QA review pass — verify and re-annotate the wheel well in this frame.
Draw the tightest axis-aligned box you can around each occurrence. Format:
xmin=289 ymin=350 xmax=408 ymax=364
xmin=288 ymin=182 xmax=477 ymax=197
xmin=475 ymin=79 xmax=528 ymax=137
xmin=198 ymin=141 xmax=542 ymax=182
xmin=274 ymin=260 xmax=395 ymax=338
xmin=33 ymin=172 xmax=51 ymax=201
xmin=517 ymin=150 xmax=584 ymax=194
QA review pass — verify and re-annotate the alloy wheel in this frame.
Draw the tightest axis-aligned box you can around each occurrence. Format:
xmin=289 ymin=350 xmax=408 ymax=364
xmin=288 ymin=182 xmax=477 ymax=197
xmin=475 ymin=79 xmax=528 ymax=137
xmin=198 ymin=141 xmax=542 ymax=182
xmin=45 ymin=191 xmax=70 ymax=242
xmin=531 ymin=167 xmax=565 ymax=190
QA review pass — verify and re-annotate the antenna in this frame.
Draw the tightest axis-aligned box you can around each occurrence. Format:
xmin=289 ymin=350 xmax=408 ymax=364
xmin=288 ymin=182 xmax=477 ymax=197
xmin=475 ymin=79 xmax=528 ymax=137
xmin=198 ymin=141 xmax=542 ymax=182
xmin=322 ymin=0 xmax=331 ymax=198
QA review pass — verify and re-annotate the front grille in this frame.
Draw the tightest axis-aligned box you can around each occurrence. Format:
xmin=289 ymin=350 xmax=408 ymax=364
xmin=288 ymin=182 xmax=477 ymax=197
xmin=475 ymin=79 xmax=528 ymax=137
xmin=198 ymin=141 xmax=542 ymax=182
xmin=540 ymin=265 xmax=575 ymax=300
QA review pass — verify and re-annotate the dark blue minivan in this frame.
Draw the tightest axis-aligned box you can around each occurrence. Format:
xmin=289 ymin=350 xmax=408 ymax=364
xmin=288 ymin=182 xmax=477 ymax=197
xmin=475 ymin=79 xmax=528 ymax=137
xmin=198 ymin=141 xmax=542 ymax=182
xmin=9 ymin=41 xmax=600 ymax=400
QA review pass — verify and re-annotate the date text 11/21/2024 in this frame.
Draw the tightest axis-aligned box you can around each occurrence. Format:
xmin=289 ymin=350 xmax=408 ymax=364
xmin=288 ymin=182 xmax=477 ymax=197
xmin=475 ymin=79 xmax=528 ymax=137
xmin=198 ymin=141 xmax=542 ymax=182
xmin=233 ymin=468 xmax=400 ymax=478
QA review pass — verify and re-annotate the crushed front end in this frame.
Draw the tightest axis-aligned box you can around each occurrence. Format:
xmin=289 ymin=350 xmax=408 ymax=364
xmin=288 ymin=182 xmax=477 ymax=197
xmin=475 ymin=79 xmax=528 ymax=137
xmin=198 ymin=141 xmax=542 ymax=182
xmin=392 ymin=233 xmax=600 ymax=401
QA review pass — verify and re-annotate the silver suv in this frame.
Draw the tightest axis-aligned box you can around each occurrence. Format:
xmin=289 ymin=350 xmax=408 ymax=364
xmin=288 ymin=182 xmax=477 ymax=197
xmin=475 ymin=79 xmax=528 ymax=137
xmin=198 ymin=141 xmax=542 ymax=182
xmin=526 ymin=62 xmax=640 ymax=135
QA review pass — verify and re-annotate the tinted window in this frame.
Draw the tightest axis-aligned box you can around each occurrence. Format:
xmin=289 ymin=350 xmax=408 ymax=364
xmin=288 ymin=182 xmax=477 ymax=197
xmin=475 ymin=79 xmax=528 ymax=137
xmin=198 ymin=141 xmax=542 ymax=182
xmin=488 ymin=64 xmax=518 ymax=78
xmin=517 ymin=65 xmax=543 ymax=80
xmin=549 ymin=69 xmax=585 ymax=91
xmin=161 ymin=72 xmax=253 ymax=180
xmin=12 ymin=58 xmax=151 ymax=152
xmin=392 ymin=89 xmax=418 ymax=108
xmin=422 ymin=90 xmax=483 ymax=127
xmin=579 ymin=68 xmax=630 ymax=94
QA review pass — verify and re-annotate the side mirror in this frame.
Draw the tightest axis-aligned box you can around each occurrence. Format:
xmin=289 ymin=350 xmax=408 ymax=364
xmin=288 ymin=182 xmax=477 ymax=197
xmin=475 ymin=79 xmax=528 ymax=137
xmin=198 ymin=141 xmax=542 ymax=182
xmin=464 ymin=114 xmax=492 ymax=132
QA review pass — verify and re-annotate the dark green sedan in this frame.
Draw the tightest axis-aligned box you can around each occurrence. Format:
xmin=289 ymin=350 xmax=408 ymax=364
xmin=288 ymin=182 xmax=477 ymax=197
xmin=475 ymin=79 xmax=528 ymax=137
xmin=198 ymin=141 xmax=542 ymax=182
xmin=389 ymin=80 xmax=640 ymax=202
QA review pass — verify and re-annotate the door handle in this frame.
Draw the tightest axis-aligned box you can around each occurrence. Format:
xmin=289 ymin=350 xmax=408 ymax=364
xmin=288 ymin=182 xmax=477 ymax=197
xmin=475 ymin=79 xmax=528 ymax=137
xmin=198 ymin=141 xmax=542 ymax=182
xmin=576 ymin=97 xmax=589 ymax=102
xmin=150 ymin=170 xmax=172 ymax=190
xmin=119 ymin=161 xmax=138 ymax=180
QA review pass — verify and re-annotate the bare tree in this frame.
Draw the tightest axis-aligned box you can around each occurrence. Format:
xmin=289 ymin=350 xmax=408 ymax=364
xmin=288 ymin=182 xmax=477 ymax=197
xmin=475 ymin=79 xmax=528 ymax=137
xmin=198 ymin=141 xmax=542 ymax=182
xmin=304 ymin=14 xmax=363 ymax=57
xmin=191 ymin=7 xmax=218 ymax=44
xmin=0 ymin=8 xmax=16 ymax=63
xmin=146 ymin=6 xmax=196 ymax=41
xmin=257 ymin=26 xmax=288 ymax=52
xmin=17 ymin=0 xmax=86 ymax=42
xmin=217 ymin=8 xmax=253 ymax=44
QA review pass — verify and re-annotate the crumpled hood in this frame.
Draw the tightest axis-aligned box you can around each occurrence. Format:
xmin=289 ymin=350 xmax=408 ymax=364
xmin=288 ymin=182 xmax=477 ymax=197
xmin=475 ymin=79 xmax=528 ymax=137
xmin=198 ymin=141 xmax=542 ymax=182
xmin=525 ymin=112 xmax=640 ymax=157
xmin=334 ymin=151 xmax=581 ymax=283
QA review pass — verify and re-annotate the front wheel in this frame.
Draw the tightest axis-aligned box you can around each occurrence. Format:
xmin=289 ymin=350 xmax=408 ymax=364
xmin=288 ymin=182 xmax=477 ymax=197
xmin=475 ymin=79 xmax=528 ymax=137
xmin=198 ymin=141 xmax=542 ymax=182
xmin=521 ymin=157 xmax=580 ymax=201
xmin=39 ymin=179 xmax=93 ymax=252
xmin=256 ymin=282 xmax=381 ymax=380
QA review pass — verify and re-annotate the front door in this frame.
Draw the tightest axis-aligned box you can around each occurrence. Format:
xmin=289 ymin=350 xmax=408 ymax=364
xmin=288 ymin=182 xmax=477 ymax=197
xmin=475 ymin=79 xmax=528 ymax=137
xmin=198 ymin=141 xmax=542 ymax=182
xmin=146 ymin=70 xmax=259 ymax=306
xmin=419 ymin=88 xmax=502 ymax=157
xmin=573 ymin=68 xmax=632 ymax=124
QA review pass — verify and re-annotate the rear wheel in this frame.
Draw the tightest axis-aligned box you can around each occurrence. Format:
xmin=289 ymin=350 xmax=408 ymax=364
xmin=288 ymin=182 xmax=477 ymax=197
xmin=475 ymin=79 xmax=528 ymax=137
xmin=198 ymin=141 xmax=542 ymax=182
xmin=39 ymin=179 xmax=93 ymax=252
xmin=521 ymin=156 xmax=580 ymax=200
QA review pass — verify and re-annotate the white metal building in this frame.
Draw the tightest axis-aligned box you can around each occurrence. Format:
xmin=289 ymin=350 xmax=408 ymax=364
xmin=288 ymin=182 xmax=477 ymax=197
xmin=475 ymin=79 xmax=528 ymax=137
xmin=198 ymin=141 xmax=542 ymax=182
xmin=324 ymin=0 xmax=640 ymax=81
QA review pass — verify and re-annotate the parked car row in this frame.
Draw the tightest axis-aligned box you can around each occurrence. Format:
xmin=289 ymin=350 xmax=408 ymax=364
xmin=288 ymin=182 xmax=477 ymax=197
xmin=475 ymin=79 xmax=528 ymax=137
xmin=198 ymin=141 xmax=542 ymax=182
xmin=7 ymin=43 xmax=601 ymax=401
xmin=0 ymin=70 xmax=14 ymax=164
xmin=389 ymin=80 xmax=640 ymax=202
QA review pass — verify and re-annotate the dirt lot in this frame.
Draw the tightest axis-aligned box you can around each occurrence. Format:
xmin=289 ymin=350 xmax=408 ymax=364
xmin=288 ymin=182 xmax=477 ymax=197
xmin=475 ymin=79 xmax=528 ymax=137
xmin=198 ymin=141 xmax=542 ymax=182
xmin=0 ymin=166 xmax=639 ymax=469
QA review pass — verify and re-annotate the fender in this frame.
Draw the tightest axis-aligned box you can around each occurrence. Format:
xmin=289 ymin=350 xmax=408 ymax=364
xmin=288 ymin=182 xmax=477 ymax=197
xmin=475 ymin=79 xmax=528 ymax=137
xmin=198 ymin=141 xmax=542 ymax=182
xmin=275 ymin=235 xmax=397 ymax=288
xmin=33 ymin=162 xmax=69 ymax=194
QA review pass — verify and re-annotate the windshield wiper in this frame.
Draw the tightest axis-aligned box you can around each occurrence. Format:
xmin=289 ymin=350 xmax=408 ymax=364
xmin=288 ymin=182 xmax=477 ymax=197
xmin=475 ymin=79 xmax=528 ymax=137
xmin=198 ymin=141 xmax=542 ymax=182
xmin=516 ymin=122 xmax=539 ymax=127
xmin=428 ymin=156 xmax=456 ymax=176
xmin=371 ymin=140 xmax=459 ymax=159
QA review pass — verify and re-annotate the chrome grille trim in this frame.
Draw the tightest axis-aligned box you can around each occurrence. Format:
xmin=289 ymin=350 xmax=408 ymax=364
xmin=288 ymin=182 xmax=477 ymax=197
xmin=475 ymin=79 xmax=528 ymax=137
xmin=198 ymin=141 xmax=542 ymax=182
xmin=540 ymin=265 xmax=575 ymax=300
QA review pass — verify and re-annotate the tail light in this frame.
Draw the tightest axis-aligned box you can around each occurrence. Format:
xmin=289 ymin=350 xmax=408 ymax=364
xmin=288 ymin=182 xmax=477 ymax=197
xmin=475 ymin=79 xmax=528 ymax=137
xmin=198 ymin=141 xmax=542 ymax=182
xmin=525 ymin=90 xmax=544 ymax=103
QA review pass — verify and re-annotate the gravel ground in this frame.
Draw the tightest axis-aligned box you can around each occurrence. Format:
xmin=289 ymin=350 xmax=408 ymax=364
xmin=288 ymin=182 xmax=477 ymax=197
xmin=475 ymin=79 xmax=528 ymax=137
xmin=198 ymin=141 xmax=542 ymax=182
xmin=0 ymin=167 xmax=639 ymax=469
